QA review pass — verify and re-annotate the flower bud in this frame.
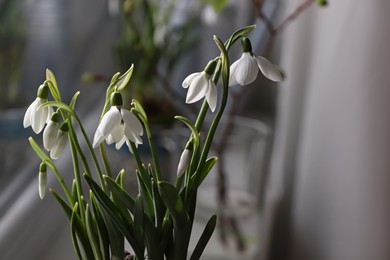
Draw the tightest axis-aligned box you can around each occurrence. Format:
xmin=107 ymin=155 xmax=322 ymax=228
xmin=177 ymin=148 xmax=192 ymax=177
xmin=39 ymin=162 xmax=47 ymax=199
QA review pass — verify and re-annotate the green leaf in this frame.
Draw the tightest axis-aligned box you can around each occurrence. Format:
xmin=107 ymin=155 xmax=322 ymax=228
xmin=69 ymin=91 xmax=80 ymax=110
xmin=49 ymin=189 xmax=72 ymax=219
xmin=104 ymin=176 xmax=135 ymax=214
xmin=134 ymin=195 xmax=145 ymax=245
xmin=136 ymin=170 xmax=155 ymax=220
xmin=195 ymin=156 xmax=218 ymax=187
xmin=174 ymin=115 xmax=200 ymax=148
xmin=46 ymin=68 xmax=58 ymax=90
xmin=225 ymin=24 xmax=256 ymax=50
xmin=116 ymin=64 xmax=134 ymax=91
xmin=158 ymin=181 xmax=189 ymax=228
xmin=28 ymin=136 xmax=51 ymax=162
xmin=131 ymin=99 xmax=148 ymax=122
xmin=45 ymin=68 xmax=61 ymax=101
xmin=85 ymin=204 xmax=103 ymax=260
xmin=90 ymin=192 xmax=110 ymax=260
xmin=85 ymin=174 xmax=144 ymax=257
xmin=190 ymin=215 xmax=217 ymax=260
xmin=70 ymin=203 xmax=95 ymax=260
xmin=115 ymin=169 xmax=125 ymax=188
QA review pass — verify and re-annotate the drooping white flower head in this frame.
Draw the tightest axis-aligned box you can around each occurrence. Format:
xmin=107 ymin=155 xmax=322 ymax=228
xmin=50 ymin=121 xmax=69 ymax=160
xmin=229 ymin=37 xmax=283 ymax=86
xmin=23 ymin=84 xmax=53 ymax=134
xmin=182 ymin=60 xmax=218 ymax=112
xmin=38 ymin=162 xmax=47 ymax=199
xmin=93 ymin=92 xmax=143 ymax=150
xmin=43 ymin=112 xmax=61 ymax=151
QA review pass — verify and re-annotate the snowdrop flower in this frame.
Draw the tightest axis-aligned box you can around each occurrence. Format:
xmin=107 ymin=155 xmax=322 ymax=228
xmin=182 ymin=60 xmax=218 ymax=112
xmin=43 ymin=112 xmax=60 ymax=151
xmin=50 ymin=122 xmax=69 ymax=160
xmin=229 ymin=37 xmax=282 ymax=86
xmin=38 ymin=162 xmax=47 ymax=199
xmin=93 ymin=92 xmax=143 ymax=150
xmin=23 ymin=84 xmax=53 ymax=134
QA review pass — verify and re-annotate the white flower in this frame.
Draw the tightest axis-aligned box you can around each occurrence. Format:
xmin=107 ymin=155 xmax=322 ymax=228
xmin=38 ymin=162 xmax=47 ymax=199
xmin=182 ymin=60 xmax=218 ymax=112
xmin=177 ymin=148 xmax=192 ymax=177
xmin=50 ymin=122 xmax=68 ymax=160
xmin=43 ymin=112 xmax=60 ymax=151
xmin=23 ymin=84 xmax=53 ymax=134
xmin=229 ymin=37 xmax=282 ymax=86
xmin=93 ymin=92 xmax=143 ymax=150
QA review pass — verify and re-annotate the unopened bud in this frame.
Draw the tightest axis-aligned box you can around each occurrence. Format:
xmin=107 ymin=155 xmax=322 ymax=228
xmin=177 ymin=149 xmax=192 ymax=177
xmin=39 ymin=162 xmax=47 ymax=199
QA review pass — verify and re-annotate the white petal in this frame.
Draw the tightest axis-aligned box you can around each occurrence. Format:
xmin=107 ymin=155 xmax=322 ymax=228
xmin=182 ymin=72 xmax=201 ymax=88
xmin=50 ymin=131 xmax=68 ymax=159
xmin=121 ymin=109 xmax=143 ymax=135
xmin=23 ymin=98 xmax=39 ymax=128
xmin=115 ymin=136 xmax=127 ymax=150
xmin=256 ymin=56 xmax=283 ymax=82
xmin=234 ymin=53 xmax=258 ymax=86
xmin=43 ymin=121 xmax=59 ymax=151
xmin=229 ymin=60 xmax=239 ymax=87
xmin=31 ymin=98 xmax=49 ymax=134
xmin=185 ymin=73 xmax=209 ymax=104
xmin=206 ymin=80 xmax=217 ymax=112
xmin=105 ymin=134 xmax=115 ymax=145
xmin=46 ymin=106 xmax=54 ymax=123
xmin=93 ymin=129 xmax=105 ymax=148
xmin=110 ymin=123 xmax=125 ymax=143
xmin=125 ymin=128 xmax=143 ymax=146
xmin=99 ymin=106 xmax=121 ymax=136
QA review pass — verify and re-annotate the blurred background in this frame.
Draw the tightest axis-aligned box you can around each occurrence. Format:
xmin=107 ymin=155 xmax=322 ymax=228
xmin=1 ymin=0 xmax=390 ymax=259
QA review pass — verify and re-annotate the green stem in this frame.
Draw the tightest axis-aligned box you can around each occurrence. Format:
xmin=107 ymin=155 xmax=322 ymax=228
xmin=72 ymin=114 xmax=105 ymax=187
xmin=99 ymin=145 xmax=112 ymax=180
xmin=144 ymin=123 xmax=162 ymax=181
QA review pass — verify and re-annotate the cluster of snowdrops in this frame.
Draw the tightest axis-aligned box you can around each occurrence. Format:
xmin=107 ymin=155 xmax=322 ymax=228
xmin=23 ymin=25 xmax=281 ymax=260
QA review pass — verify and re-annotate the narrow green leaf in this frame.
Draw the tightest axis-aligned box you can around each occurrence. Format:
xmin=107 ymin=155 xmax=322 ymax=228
xmin=49 ymin=189 xmax=72 ymax=219
xmin=85 ymin=174 xmax=144 ymax=257
xmin=190 ymin=215 xmax=217 ymax=260
xmin=70 ymin=91 xmax=80 ymax=110
xmin=46 ymin=68 xmax=58 ymax=89
xmin=174 ymin=115 xmax=200 ymax=148
xmin=116 ymin=64 xmax=134 ymax=91
xmin=104 ymin=176 xmax=135 ymax=214
xmin=158 ymin=181 xmax=189 ymax=228
xmin=70 ymin=203 xmax=95 ymax=260
xmin=225 ymin=24 xmax=256 ymax=50
xmin=136 ymin=170 xmax=155 ymax=220
xmin=134 ymin=195 xmax=145 ymax=245
xmin=115 ymin=169 xmax=125 ymax=188
xmin=28 ymin=137 xmax=51 ymax=162
xmin=90 ymin=192 xmax=110 ymax=260
xmin=85 ymin=204 xmax=103 ymax=260
xmin=193 ymin=157 xmax=218 ymax=187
